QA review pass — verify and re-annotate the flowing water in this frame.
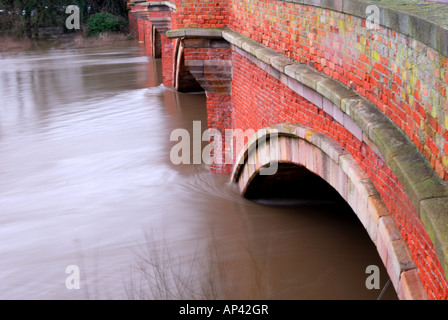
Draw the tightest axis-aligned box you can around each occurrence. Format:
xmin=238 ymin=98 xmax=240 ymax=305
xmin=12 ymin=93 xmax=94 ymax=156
xmin=0 ymin=41 xmax=397 ymax=300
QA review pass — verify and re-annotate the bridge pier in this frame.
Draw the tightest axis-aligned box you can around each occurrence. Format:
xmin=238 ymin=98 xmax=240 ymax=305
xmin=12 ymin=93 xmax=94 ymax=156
xmin=181 ymin=36 xmax=233 ymax=174
xmin=130 ymin=1 xmax=177 ymax=87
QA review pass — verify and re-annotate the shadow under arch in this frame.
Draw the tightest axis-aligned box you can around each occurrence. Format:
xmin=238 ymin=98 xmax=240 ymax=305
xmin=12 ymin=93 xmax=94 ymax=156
xmin=230 ymin=123 xmax=425 ymax=300
xmin=152 ymin=26 xmax=162 ymax=59
xmin=172 ymin=39 xmax=203 ymax=93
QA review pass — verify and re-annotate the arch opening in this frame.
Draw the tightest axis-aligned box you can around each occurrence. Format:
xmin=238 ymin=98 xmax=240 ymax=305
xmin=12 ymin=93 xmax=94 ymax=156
xmin=153 ymin=26 xmax=162 ymax=59
xmin=243 ymin=162 xmax=399 ymax=300
xmin=174 ymin=41 xmax=203 ymax=93
xmin=244 ymin=162 xmax=345 ymax=204
xmin=231 ymin=123 xmax=427 ymax=299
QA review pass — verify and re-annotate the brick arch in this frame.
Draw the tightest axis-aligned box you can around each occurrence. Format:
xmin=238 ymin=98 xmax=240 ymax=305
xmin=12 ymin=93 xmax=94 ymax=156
xmin=231 ymin=123 xmax=426 ymax=300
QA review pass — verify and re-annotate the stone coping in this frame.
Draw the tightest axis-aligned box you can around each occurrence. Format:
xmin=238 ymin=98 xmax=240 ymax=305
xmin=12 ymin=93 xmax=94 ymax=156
xmin=140 ymin=1 xmax=176 ymax=10
xmin=129 ymin=0 xmax=176 ymax=10
xmin=167 ymin=28 xmax=224 ymax=39
xmin=139 ymin=0 xmax=448 ymax=55
xmin=168 ymin=26 xmax=448 ymax=281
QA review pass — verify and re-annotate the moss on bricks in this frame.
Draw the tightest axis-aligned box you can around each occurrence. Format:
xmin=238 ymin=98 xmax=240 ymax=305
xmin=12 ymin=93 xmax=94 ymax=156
xmin=391 ymin=152 xmax=448 ymax=214
xmin=420 ymin=197 xmax=448 ymax=283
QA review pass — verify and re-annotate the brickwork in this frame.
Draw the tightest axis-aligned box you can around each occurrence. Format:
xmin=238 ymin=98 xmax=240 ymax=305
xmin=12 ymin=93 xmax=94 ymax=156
xmin=231 ymin=50 xmax=448 ymax=299
xmin=226 ymin=0 xmax=448 ymax=186
xmin=144 ymin=20 xmax=153 ymax=56
xmin=183 ymin=44 xmax=233 ymax=173
xmin=172 ymin=0 xmax=230 ymax=28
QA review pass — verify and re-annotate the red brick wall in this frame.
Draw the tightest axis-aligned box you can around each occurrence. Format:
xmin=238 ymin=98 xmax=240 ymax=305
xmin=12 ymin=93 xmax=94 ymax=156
xmin=207 ymin=94 xmax=233 ymax=174
xmin=144 ymin=20 xmax=153 ymax=57
xmin=173 ymin=0 xmax=230 ymax=28
xmin=161 ymin=35 xmax=176 ymax=87
xmin=228 ymin=0 xmax=448 ymax=186
xmin=137 ymin=18 xmax=145 ymax=43
xmin=133 ymin=9 xmax=178 ymax=86
xmin=184 ymin=47 xmax=233 ymax=174
xmin=232 ymin=50 xmax=448 ymax=299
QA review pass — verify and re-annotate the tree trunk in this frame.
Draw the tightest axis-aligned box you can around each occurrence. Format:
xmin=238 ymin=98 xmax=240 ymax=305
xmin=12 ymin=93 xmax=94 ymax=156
xmin=24 ymin=14 xmax=32 ymax=38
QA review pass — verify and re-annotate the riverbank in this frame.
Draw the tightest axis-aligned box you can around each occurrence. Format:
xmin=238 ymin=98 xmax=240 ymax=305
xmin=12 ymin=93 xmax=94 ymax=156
xmin=0 ymin=35 xmax=33 ymax=53
xmin=62 ymin=32 xmax=133 ymax=49
xmin=0 ymin=32 xmax=134 ymax=53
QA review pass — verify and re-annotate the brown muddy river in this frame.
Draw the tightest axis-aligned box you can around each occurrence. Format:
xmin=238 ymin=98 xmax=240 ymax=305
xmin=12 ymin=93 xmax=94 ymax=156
xmin=0 ymin=41 xmax=397 ymax=300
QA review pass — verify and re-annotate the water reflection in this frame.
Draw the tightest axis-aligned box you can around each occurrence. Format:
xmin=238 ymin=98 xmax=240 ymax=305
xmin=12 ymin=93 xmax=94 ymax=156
xmin=0 ymin=41 xmax=396 ymax=300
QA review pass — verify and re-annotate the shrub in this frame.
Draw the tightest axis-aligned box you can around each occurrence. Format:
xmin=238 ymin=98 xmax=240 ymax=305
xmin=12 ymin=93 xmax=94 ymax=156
xmin=87 ymin=12 xmax=127 ymax=37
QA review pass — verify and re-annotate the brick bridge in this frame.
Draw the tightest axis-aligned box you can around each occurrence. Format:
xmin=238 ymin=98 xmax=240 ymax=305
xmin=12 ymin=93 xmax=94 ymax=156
xmin=127 ymin=0 xmax=448 ymax=299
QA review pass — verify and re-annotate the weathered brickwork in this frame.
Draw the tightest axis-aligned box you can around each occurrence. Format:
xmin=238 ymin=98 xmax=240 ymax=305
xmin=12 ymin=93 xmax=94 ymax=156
xmin=144 ymin=20 xmax=153 ymax=56
xmin=231 ymin=51 xmax=448 ymax=299
xmin=134 ymin=6 xmax=177 ymax=87
xmin=161 ymin=34 xmax=176 ymax=87
xmin=227 ymin=0 xmax=448 ymax=185
xmin=172 ymin=0 xmax=230 ymax=28
xmin=168 ymin=0 xmax=448 ymax=185
xmin=183 ymin=46 xmax=233 ymax=174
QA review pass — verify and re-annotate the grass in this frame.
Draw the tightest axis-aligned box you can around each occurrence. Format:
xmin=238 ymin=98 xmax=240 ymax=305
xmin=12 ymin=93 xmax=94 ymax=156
xmin=0 ymin=32 xmax=133 ymax=52
xmin=63 ymin=32 xmax=132 ymax=49
xmin=124 ymin=231 xmax=271 ymax=300
xmin=0 ymin=35 xmax=32 ymax=52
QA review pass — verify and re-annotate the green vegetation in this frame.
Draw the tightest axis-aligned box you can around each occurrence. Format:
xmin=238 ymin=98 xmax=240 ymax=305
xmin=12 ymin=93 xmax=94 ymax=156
xmin=87 ymin=12 xmax=127 ymax=36
xmin=0 ymin=0 xmax=129 ymax=39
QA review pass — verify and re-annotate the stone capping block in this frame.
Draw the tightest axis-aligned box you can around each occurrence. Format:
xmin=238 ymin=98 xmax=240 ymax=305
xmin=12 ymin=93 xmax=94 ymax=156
xmin=316 ymin=78 xmax=357 ymax=108
xmin=391 ymin=153 xmax=448 ymax=214
xmin=271 ymin=55 xmax=295 ymax=73
xmin=222 ymin=31 xmax=245 ymax=48
xmin=240 ymin=38 xmax=266 ymax=56
xmin=140 ymin=1 xmax=176 ymax=11
xmin=167 ymin=28 xmax=223 ymax=39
